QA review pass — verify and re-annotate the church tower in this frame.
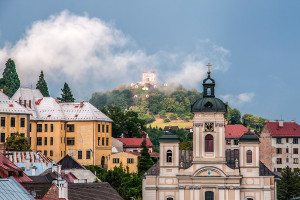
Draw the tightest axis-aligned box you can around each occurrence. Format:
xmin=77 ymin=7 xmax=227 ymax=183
xmin=191 ymin=64 xmax=227 ymax=164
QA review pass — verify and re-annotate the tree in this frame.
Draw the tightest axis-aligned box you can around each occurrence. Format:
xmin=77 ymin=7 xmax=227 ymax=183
xmin=277 ymin=166 xmax=300 ymax=200
xmin=58 ymin=82 xmax=75 ymax=102
xmin=138 ymin=138 xmax=154 ymax=175
xmin=5 ymin=133 xmax=31 ymax=151
xmin=242 ymin=113 xmax=266 ymax=133
xmin=36 ymin=71 xmax=50 ymax=97
xmin=226 ymin=107 xmax=242 ymax=124
xmin=0 ymin=58 xmax=20 ymax=97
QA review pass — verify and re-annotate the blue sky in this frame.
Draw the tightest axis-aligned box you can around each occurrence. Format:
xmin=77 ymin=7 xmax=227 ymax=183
xmin=0 ymin=0 xmax=299 ymax=121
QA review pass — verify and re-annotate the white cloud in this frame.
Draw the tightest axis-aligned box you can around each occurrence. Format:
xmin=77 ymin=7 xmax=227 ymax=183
xmin=0 ymin=10 xmax=230 ymax=99
xmin=221 ymin=92 xmax=255 ymax=107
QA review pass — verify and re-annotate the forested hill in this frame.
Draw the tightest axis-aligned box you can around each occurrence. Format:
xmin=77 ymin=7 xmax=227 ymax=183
xmin=89 ymin=85 xmax=267 ymax=132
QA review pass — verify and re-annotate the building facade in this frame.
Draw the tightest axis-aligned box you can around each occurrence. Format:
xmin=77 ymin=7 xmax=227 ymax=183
xmin=143 ymin=67 xmax=276 ymax=200
xmin=10 ymin=88 xmax=113 ymax=167
xmin=108 ymin=151 xmax=139 ymax=173
xmin=260 ymin=120 xmax=300 ymax=173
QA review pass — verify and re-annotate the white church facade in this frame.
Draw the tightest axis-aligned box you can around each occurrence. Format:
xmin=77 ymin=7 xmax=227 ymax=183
xmin=142 ymin=65 xmax=276 ymax=200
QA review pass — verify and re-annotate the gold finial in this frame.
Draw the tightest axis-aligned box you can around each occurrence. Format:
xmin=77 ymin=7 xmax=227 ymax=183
xmin=206 ymin=63 xmax=212 ymax=74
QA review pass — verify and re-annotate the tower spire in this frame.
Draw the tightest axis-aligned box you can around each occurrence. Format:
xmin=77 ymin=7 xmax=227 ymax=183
xmin=202 ymin=63 xmax=215 ymax=98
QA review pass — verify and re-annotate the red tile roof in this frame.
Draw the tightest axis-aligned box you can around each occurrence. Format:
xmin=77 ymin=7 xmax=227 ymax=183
xmin=225 ymin=124 xmax=248 ymax=139
xmin=116 ymin=138 xmax=153 ymax=148
xmin=265 ymin=121 xmax=300 ymax=137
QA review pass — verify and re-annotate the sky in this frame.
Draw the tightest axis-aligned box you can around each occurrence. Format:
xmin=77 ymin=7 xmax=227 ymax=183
xmin=0 ymin=0 xmax=299 ymax=121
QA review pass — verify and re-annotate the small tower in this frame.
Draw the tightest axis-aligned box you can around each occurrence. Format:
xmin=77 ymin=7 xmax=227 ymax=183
xmin=239 ymin=131 xmax=260 ymax=177
xmin=159 ymin=134 xmax=180 ymax=176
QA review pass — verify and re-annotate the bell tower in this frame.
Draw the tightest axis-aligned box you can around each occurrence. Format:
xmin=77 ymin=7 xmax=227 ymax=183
xmin=191 ymin=64 xmax=227 ymax=164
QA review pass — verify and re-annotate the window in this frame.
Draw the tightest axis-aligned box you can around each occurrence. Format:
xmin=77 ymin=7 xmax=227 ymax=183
xmin=44 ymin=137 xmax=47 ymax=145
xmin=102 ymin=124 xmax=105 ymax=132
xmin=286 ymin=148 xmax=289 ymax=153
xmin=50 ymin=150 xmax=53 ymax=156
xmin=0 ymin=133 xmax=5 ymax=142
xmin=20 ymin=118 xmax=25 ymax=127
xmin=205 ymin=191 xmax=214 ymax=200
xmin=29 ymin=137 xmax=31 ymax=145
xmin=226 ymin=139 xmax=231 ymax=145
xmin=166 ymin=150 xmax=172 ymax=163
xmin=293 ymin=148 xmax=298 ymax=154
xmin=276 ymin=148 xmax=282 ymax=154
xmin=277 ymin=168 xmax=282 ymax=172
xmin=277 ymin=158 xmax=282 ymax=164
xmin=102 ymin=138 xmax=105 ymax=146
xmin=1 ymin=117 xmax=5 ymax=127
xmin=286 ymin=138 xmax=289 ymax=143
xmin=293 ymin=138 xmax=299 ymax=144
xmin=205 ymin=134 xmax=214 ymax=152
xmin=50 ymin=124 xmax=54 ymax=132
xmin=50 ymin=137 xmax=53 ymax=145
xmin=127 ymin=158 xmax=134 ymax=164
xmin=113 ymin=158 xmax=120 ymax=163
xmin=167 ymin=198 xmax=174 ymax=200
xmin=286 ymin=158 xmax=289 ymax=163
xmin=106 ymin=125 xmax=109 ymax=133
xmin=37 ymin=124 xmax=42 ymax=132
xmin=233 ymin=139 xmax=239 ymax=145
xmin=44 ymin=150 xmax=47 ymax=156
xmin=37 ymin=137 xmax=42 ymax=145
xmin=29 ymin=123 xmax=32 ymax=132
xmin=101 ymin=156 xmax=105 ymax=167
xmin=44 ymin=124 xmax=48 ymax=132
xmin=106 ymin=138 xmax=109 ymax=146
xmin=20 ymin=133 xmax=25 ymax=137
xmin=10 ymin=117 xmax=15 ymax=127
xmin=78 ymin=150 xmax=82 ymax=159
xmin=246 ymin=150 xmax=252 ymax=163
xmin=276 ymin=138 xmax=282 ymax=144
xmin=86 ymin=150 xmax=91 ymax=159
xmin=66 ymin=124 xmax=75 ymax=132
xmin=66 ymin=137 xmax=75 ymax=146
xmin=98 ymin=124 xmax=101 ymax=132
xmin=98 ymin=137 xmax=100 ymax=146
xmin=294 ymin=158 xmax=299 ymax=164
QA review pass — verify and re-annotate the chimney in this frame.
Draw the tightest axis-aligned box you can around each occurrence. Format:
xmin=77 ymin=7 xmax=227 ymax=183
xmin=28 ymin=100 xmax=31 ymax=108
xmin=31 ymin=167 xmax=36 ymax=176
xmin=80 ymin=101 xmax=84 ymax=108
xmin=278 ymin=120 xmax=284 ymax=127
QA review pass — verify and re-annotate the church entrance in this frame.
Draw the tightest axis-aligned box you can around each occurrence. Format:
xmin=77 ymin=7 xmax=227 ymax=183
xmin=205 ymin=191 xmax=214 ymax=200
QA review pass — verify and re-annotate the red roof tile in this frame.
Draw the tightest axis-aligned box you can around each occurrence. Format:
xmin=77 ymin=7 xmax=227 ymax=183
xmin=225 ymin=124 xmax=248 ymax=139
xmin=116 ymin=138 xmax=153 ymax=148
xmin=265 ymin=121 xmax=300 ymax=137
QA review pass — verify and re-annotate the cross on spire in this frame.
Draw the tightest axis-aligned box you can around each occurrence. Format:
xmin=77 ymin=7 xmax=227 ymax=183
xmin=207 ymin=63 xmax=212 ymax=73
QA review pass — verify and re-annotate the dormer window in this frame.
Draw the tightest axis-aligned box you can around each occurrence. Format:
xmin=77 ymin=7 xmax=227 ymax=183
xmin=166 ymin=150 xmax=172 ymax=163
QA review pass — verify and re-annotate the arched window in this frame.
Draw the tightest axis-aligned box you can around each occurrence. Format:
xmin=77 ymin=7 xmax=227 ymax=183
xmin=205 ymin=134 xmax=214 ymax=152
xmin=166 ymin=150 xmax=172 ymax=163
xmin=101 ymin=156 xmax=105 ymax=167
xmin=245 ymin=198 xmax=254 ymax=200
xmin=246 ymin=150 xmax=252 ymax=163
xmin=166 ymin=197 xmax=173 ymax=200
xmin=205 ymin=191 xmax=214 ymax=200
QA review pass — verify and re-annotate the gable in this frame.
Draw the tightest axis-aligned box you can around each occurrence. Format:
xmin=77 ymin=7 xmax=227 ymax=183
xmin=193 ymin=166 xmax=226 ymax=177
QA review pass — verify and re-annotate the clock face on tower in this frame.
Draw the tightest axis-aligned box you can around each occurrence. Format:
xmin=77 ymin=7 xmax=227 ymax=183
xmin=204 ymin=122 xmax=214 ymax=132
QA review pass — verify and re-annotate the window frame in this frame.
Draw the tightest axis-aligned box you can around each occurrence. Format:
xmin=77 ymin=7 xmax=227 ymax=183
xmin=246 ymin=150 xmax=252 ymax=164
xmin=205 ymin=134 xmax=214 ymax=152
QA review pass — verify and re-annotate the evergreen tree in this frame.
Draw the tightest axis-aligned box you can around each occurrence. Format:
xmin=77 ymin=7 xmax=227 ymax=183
xmin=0 ymin=58 xmax=20 ymax=97
xmin=277 ymin=166 xmax=300 ymax=200
xmin=138 ymin=138 xmax=154 ymax=175
xmin=58 ymin=82 xmax=75 ymax=102
xmin=36 ymin=70 xmax=50 ymax=97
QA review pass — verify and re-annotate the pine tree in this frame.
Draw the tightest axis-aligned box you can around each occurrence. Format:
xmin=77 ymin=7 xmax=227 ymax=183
xmin=0 ymin=58 xmax=20 ymax=97
xmin=138 ymin=138 xmax=154 ymax=175
xmin=58 ymin=82 xmax=75 ymax=102
xmin=277 ymin=166 xmax=300 ymax=200
xmin=36 ymin=70 xmax=50 ymax=97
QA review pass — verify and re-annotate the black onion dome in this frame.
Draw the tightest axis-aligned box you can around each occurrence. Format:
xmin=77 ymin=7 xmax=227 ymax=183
xmin=191 ymin=97 xmax=227 ymax=113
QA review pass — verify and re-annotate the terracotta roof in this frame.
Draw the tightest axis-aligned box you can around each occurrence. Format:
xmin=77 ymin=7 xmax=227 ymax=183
xmin=116 ymin=138 xmax=153 ymax=148
xmin=68 ymin=182 xmax=123 ymax=200
xmin=265 ymin=121 xmax=300 ymax=137
xmin=225 ymin=124 xmax=248 ymax=139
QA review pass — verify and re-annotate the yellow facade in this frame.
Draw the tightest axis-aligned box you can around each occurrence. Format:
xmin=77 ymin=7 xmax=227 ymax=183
xmin=0 ymin=114 xmax=30 ymax=144
xmin=108 ymin=152 xmax=138 ymax=173
xmin=30 ymin=120 xmax=112 ymax=167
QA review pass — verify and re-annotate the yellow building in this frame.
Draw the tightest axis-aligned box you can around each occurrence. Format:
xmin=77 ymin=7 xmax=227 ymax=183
xmin=108 ymin=152 xmax=139 ymax=173
xmin=11 ymin=88 xmax=112 ymax=167
xmin=0 ymin=91 xmax=31 ymax=144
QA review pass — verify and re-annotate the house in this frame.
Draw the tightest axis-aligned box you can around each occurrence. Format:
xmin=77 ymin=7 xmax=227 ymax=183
xmin=0 ymin=177 xmax=35 ymax=200
xmin=116 ymin=137 xmax=153 ymax=153
xmin=22 ymin=182 xmax=66 ymax=200
xmin=143 ymin=66 xmax=276 ymax=200
xmin=108 ymin=151 xmax=139 ymax=173
xmin=112 ymin=138 xmax=124 ymax=153
xmin=225 ymin=124 xmax=248 ymax=149
xmin=11 ymin=88 xmax=113 ymax=167
xmin=260 ymin=120 xmax=300 ymax=172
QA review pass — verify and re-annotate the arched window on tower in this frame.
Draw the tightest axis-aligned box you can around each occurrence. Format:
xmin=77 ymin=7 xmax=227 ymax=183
xmin=166 ymin=150 xmax=172 ymax=163
xmin=205 ymin=134 xmax=214 ymax=152
xmin=246 ymin=150 xmax=252 ymax=163
xmin=166 ymin=197 xmax=174 ymax=200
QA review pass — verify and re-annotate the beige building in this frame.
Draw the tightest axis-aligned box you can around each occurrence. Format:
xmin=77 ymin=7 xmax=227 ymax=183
xmin=260 ymin=120 xmax=300 ymax=173
xmin=143 ymin=68 xmax=276 ymax=200
xmin=108 ymin=151 xmax=139 ymax=173
xmin=11 ymin=88 xmax=113 ymax=167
